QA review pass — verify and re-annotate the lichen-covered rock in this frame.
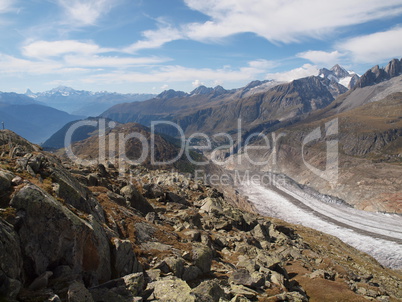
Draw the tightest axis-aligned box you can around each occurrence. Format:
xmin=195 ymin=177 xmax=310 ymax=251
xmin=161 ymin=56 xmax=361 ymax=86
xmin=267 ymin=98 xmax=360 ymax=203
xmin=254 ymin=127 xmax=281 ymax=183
xmin=191 ymin=279 xmax=227 ymax=302
xmin=10 ymin=184 xmax=111 ymax=286
xmin=229 ymin=268 xmax=265 ymax=290
xmin=164 ymin=256 xmax=185 ymax=278
xmin=192 ymin=243 xmax=213 ymax=274
xmin=251 ymin=223 xmax=270 ymax=242
xmin=147 ymin=276 xmax=196 ymax=302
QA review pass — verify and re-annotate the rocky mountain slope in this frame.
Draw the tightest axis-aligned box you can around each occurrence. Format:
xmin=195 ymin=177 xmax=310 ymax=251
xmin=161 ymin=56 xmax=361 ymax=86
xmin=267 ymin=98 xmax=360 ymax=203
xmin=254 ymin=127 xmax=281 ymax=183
xmin=26 ymin=86 xmax=155 ymax=116
xmin=226 ymin=60 xmax=402 ymax=213
xmin=101 ymin=76 xmax=347 ymax=137
xmin=1 ymin=130 xmax=401 ymax=302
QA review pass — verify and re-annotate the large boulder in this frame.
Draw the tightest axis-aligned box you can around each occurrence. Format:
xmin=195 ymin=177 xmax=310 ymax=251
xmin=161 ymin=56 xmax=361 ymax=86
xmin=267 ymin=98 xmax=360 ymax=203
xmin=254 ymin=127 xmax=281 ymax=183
xmin=192 ymin=243 xmax=213 ymax=274
xmin=0 ymin=218 xmax=23 ymax=300
xmin=147 ymin=276 xmax=196 ymax=302
xmin=90 ymin=272 xmax=144 ymax=302
xmin=111 ymin=238 xmax=142 ymax=278
xmin=191 ymin=279 xmax=227 ymax=302
xmin=229 ymin=268 xmax=265 ymax=290
xmin=10 ymin=184 xmax=111 ymax=286
xmin=120 ymin=184 xmax=153 ymax=215
xmin=0 ymin=170 xmax=14 ymax=192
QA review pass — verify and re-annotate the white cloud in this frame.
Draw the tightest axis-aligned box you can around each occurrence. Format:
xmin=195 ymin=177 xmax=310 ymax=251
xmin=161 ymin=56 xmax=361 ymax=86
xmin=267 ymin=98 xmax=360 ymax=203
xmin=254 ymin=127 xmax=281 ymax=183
xmin=0 ymin=53 xmax=67 ymax=74
xmin=182 ymin=0 xmax=402 ymax=43
xmin=0 ymin=0 xmax=14 ymax=13
xmin=297 ymin=50 xmax=343 ymax=66
xmin=338 ymin=27 xmax=402 ymax=63
xmin=265 ymin=64 xmax=320 ymax=82
xmin=63 ymin=55 xmax=170 ymax=67
xmin=22 ymin=40 xmax=108 ymax=58
xmin=57 ymin=0 xmax=118 ymax=26
xmin=83 ymin=59 xmax=275 ymax=85
xmin=161 ymin=84 xmax=169 ymax=90
xmin=124 ymin=25 xmax=183 ymax=53
xmin=124 ymin=0 xmax=402 ymax=52
xmin=192 ymin=79 xmax=204 ymax=87
xmin=187 ymin=0 xmax=402 ymax=44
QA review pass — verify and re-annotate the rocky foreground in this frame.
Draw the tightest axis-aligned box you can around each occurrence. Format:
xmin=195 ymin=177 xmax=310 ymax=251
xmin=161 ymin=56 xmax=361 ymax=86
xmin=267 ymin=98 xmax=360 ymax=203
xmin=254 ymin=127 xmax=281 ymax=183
xmin=0 ymin=129 xmax=401 ymax=302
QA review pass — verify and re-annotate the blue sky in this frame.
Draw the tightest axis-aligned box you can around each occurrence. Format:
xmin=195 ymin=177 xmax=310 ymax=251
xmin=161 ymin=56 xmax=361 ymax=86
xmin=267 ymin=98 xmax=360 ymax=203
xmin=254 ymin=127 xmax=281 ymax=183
xmin=1 ymin=0 xmax=402 ymax=94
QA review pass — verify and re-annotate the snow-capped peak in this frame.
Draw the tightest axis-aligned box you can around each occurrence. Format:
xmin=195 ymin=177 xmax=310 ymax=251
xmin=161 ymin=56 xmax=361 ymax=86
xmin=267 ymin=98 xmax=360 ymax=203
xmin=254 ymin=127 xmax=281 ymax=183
xmin=319 ymin=64 xmax=360 ymax=89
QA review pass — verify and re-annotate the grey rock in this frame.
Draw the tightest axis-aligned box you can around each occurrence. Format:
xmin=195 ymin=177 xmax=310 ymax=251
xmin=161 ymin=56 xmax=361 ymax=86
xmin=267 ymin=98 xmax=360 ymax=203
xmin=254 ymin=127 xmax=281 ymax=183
xmin=90 ymin=272 xmax=144 ymax=302
xmin=269 ymin=291 xmax=308 ymax=302
xmin=230 ymin=296 xmax=251 ymax=302
xmin=121 ymin=184 xmax=153 ymax=215
xmin=0 ymin=218 xmax=23 ymax=280
xmin=182 ymin=265 xmax=202 ymax=281
xmin=200 ymin=197 xmax=223 ymax=214
xmin=112 ymin=238 xmax=142 ymax=278
xmin=67 ymin=281 xmax=94 ymax=302
xmin=145 ymin=269 xmax=161 ymax=282
xmin=143 ymin=183 xmax=164 ymax=198
xmin=164 ymin=256 xmax=185 ymax=278
xmin=251 ymin=223 xmax=270 ymax=242
xmin=147 ymin=276 xmax=196 ymax=302
xmin=28 ymin=271 xmax=53 ymax=290
xmin=229 ymin=268 xmax=265 ymax=289
xmin=165 ymin=192 xmax=190 ymax=206
xmin=10 ymin=184 xmax=111 ymax=286
xmin=191 ymin=279 xmax=226 ymax=302
xmin=192 ymin=243 xmax=213 ymax=273
xmin=0 ymin=170 xmax=14 ymax=192
xmin=229 ymin=285 xmax=258 ymax=299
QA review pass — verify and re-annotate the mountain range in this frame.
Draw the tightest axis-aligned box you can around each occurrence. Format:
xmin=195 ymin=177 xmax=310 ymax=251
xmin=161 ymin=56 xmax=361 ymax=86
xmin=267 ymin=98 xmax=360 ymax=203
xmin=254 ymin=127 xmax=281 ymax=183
xmin=0 ymin=92 xmax=82 ymax=143
xmin=100 ymin=65 xmax=354 ymax=138
xmin=26 ymin=86 xmax=155 ymax=116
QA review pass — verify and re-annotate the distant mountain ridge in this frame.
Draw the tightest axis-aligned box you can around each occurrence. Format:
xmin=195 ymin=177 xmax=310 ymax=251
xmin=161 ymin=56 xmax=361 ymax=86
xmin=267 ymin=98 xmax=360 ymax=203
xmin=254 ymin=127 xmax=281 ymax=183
xmin=0 ymin=92 xmax=82 ymax=143
xmin=26 ymin=86 xmax=156 ymax=116
xmin=101 ymin=72 xmax=348 ymax=137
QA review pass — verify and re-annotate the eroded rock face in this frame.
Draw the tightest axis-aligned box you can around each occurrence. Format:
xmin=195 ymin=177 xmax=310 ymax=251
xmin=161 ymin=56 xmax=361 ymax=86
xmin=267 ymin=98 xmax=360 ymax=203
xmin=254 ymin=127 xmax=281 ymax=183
xmin=10 ymin=184 xmax=111 ymax=286
xmin=0 ymin=218 xmax=23 ymax=299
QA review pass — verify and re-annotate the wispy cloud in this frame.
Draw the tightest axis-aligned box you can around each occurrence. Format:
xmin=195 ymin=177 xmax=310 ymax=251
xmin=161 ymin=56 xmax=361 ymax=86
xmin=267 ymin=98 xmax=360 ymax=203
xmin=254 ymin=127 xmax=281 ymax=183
xmin=82 ymin=59 xmax=282 ymax=86
xmin=183 ymin=0 xmax=402 ymax=43
xmin=265 ymin=64 xmax=320 ymax=82
xmin=128 ymin=0 xmax=402 ymax=51
xmin=22 ymin=40 xmax=110 ymax=58
xmin=0 ymin=0 xmax=14 ymax=13
xmin=297 ymin=50 xmax=344 ymax=66
xmin=338 ymin=26 xmax=402 ymax=63
xmin=63 ymin=54 xmax=170 ymax=67
xmin=56 ymin=0 xmax=119 ymax=26
xmin=124 ymin=23 xmax=183 ymax=53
